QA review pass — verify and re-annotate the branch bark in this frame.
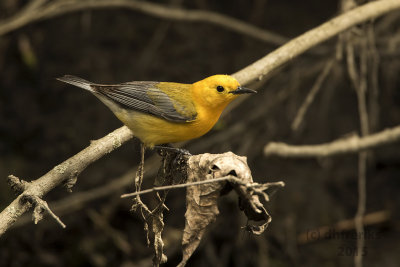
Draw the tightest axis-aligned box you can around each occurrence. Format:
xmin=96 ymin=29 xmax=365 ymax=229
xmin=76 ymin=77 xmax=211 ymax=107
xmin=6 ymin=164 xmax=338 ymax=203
xmin=264 ymin=125 xmax=400 ymax=158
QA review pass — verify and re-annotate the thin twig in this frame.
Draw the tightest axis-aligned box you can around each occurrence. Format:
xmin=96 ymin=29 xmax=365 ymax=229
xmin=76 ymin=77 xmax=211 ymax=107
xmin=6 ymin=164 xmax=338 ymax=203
xmin=291 ymin=58 xmax=336 ymax=131
xmin=355 ymin=151 xmax=367 ymax=267
xmin=341 ymin=6 xmax=370 ymax=263
xmin=121 ymin=176 xmax=243 ymax=198
xmin=122 ymin=176 xmax=284 ymax=198
xmin=264 ymin=125 xmax=400 ymax=158
xmin=351 ymin=27 xmax=369 ymax=267
xmin=30 ymin=196 xmax=66 ymax=228
xmin=354 ymin=42 xmax=370 ymax=137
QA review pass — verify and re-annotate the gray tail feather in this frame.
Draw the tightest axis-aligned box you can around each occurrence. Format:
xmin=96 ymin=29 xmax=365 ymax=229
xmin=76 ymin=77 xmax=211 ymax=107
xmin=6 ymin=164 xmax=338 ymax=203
xmin=57 ymin=75 xmax=94 ymax=92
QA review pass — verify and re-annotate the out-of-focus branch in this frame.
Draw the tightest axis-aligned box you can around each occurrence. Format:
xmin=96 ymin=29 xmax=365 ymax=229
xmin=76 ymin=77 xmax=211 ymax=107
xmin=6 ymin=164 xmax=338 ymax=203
xmin=87 ymin=209 xmax=131 ymax=255
xmin=264 ymin=125 xmax=400 ymax=158
xmin=0 ymin=0 xmax=287 ymax=45
xmin=0 ymin=126 xmax=133 ymax=236
xmin=342 ymin=1 xmax=369 ymax=263
xmin=291 ymin=58 xmax=336 ymax=131
xmin=232 ymin=0 xmax=400 ymax=85
xmin=297 ymin=210 xmax=391 ymax=245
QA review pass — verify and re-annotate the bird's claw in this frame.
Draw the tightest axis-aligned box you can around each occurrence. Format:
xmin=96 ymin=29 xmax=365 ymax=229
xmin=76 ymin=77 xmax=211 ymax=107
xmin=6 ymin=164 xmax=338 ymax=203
xmin=154 ymin=145 xmax=192 ymax=156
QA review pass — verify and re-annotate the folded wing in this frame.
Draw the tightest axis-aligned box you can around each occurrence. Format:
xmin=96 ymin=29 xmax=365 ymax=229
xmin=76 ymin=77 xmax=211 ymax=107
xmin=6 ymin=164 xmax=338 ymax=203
xmin=94 ymin=81 xmax=197 ymax=122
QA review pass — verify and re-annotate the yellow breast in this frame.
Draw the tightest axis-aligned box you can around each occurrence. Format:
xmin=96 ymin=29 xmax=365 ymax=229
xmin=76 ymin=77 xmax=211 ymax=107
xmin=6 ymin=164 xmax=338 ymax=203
xmin=114 ymin=107 xmax=221 ymax=147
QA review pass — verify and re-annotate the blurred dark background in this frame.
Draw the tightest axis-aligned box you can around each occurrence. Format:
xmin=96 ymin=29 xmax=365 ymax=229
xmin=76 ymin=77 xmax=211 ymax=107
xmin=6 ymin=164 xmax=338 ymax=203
xmin=1 ymin=0 xmax=400 ymax=266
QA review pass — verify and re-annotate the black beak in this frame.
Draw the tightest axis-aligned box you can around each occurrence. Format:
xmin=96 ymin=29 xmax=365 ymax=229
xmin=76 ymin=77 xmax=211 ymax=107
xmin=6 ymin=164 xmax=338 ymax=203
xmin=230 ymin=86 xmax=257 ymax=95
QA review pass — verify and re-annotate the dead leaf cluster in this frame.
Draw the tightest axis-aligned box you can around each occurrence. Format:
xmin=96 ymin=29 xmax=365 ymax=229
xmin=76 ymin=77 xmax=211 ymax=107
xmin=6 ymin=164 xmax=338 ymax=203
xmin=125 ymin=151 xmax=284 ymax=266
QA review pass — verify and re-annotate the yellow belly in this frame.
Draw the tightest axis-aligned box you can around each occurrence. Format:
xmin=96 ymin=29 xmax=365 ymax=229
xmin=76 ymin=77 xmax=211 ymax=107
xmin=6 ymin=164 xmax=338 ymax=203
xmin=114 ymin=109 xmax=219 ymax=147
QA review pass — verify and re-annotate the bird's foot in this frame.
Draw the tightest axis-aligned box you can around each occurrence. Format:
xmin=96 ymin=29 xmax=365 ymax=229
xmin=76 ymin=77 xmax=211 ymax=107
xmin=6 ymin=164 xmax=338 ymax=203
xmin=154 ymin=144 xmax=192 ymax=156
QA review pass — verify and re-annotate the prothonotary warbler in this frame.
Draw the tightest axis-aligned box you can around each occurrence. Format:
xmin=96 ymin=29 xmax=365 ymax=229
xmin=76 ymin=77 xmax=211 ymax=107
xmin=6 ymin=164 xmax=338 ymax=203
xmin=57 ymin=75 xmax=256 ymax=147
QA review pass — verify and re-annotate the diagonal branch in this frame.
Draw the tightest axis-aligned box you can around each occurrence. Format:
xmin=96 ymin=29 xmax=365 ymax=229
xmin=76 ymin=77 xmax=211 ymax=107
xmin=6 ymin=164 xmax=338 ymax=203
xmin=232 ymin=0 xmax=400 ymax=84
xmin=0 ymin=126 xmax=133 ymax=236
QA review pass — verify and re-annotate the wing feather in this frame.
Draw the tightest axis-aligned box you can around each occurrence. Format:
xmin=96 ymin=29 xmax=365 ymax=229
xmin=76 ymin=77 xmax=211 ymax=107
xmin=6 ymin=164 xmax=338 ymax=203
xmin=94 ymin=82 xmax=197 ymax=122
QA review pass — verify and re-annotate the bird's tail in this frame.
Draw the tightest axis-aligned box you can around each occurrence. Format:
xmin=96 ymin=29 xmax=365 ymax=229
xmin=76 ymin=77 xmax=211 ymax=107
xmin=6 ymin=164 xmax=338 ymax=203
xmin=57 ymin=75 xmax=94 ymax=92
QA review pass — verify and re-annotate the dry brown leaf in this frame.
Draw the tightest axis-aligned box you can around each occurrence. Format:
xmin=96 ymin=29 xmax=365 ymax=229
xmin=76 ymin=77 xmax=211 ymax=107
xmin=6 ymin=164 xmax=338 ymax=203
xmin=179 ymin=152 xmax=268 ymax=266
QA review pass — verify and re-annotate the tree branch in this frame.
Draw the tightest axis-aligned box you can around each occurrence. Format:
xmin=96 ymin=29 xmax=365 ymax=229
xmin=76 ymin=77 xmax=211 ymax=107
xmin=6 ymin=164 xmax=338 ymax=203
xmin=0 ymin=126 xmax=133 ymax=236
xmin=264 ymin=125 xmax=400 ymax=158
xmin=232 ymin=0 xmax=400 ymax=85
xmin=0 ymin=0 xmax=287 ymax=45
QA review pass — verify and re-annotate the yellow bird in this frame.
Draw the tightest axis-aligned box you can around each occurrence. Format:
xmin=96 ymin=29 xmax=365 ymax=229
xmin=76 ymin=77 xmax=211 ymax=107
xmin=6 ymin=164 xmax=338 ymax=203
xmin=57 ymin=75 xmax=256 ymax=147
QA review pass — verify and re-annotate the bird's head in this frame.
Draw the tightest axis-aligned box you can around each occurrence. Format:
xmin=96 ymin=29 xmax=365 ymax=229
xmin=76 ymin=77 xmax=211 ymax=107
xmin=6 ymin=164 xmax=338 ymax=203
xmin=192 ymin=75 xmax=256 ymax=111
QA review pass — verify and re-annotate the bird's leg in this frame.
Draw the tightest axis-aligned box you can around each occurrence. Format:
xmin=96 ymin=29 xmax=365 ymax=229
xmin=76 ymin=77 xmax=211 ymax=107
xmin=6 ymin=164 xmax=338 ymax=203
xmin=154 ymin=144 xmax=191 ymax=184
xmin=135 ymin=142 xmax=146 ymax=191
xmin=153 ymin=144 xmax=191 ymax=156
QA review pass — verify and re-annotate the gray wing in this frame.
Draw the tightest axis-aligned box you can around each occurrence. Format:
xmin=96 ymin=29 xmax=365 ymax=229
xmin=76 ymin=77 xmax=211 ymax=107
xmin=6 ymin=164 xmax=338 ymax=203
xmin=93 ymin=81 xmax=197 ymax=122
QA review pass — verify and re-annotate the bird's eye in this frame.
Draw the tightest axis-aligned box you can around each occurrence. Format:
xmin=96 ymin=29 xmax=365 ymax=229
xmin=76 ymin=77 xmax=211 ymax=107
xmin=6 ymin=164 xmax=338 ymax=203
xmin=216 ymin=85 xmax=224 ymax=92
